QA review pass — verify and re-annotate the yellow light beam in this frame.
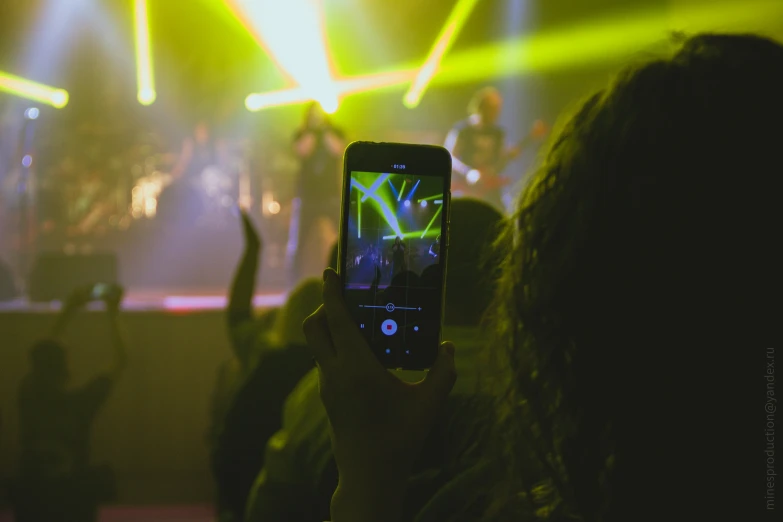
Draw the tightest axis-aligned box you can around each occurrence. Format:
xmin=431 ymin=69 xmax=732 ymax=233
xmin=134 ymin=0 xmax=156 ymax=105
xmin=231 ymin=0 xmax=339 ymax=112
xmin=221 ymin=0 xmax=298 ymax=87
xmin=429 ymin=0 xmax=783 ymax=83
xmin=244 ymin=0 xmax=783 ymax=112
xmin=0 ymin=71 xmax=68 ymax=108
xmin=244 ymin=70 xmax=416 ymax=112
xmin=245 ymin=86 xmax=312 ymax=112
xmin=403 ymin=0 xmax=481 ymax=109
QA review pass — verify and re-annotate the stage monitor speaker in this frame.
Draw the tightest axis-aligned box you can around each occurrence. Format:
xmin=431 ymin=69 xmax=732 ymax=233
xmin=28 ymin=252 xmax=119 ymax=302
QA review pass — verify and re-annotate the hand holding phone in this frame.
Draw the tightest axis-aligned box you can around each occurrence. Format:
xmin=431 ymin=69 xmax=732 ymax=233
xmin=304 ymin=271 xmax=456 ymax=513
xmin=338 ymin=142 xmax=452 ymax=370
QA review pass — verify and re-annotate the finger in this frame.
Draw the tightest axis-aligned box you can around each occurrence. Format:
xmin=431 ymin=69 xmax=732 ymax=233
xmin=241 ymin=212 xmax=256 ymax=232
xmin=420 ymin=342 xmax=457 ymax=406
xmin=303 ymin=306 xmax=337 ymax=367
xmin=321 ymin=268 xmax=368 ymax=358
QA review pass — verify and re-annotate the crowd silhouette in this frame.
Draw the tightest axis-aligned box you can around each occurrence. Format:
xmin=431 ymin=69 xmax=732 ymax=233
xmin=6 ymin=32 xmax=781 ymax=522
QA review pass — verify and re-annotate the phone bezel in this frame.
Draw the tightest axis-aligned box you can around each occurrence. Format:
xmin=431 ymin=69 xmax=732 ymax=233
xmin=338 ymin=141 xmax=452 ymax=371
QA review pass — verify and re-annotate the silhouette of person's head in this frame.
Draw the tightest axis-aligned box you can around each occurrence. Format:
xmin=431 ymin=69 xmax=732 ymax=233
xmin=490 ymin=34 xmax=783 ymax=520
xmin=28 ymin=339 xmax=68 ymax=390
xmin=419 ymin=263 xmax=441 ymax=289
xmin=443 ymin=198 xmax=504 ymax=326
xmin=194 ymin=121 xmax=210 ymax=145
xmin=394 ymin=237 xmax=401 ymax=246
xmin=468 ymin=86 xmax=502 ymax=126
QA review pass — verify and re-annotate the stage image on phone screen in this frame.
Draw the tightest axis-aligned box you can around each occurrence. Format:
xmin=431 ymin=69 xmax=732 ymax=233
xmin=344 ymin=170 xmax=447 ymax=369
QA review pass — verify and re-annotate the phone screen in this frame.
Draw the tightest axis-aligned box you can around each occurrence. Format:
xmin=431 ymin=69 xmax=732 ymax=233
xmin=341 ymin=159 xmax=450 ymax=370
xmin=92 ymin=283 xmax=108 ymax=300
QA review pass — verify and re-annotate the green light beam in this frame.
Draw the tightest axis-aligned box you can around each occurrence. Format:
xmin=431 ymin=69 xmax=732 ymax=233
xmin=382 ymin=229 xmax=440 ymax=240
xmin=420 ymin=205 xmax=443 ymax=239
xmin=351 ymin=179 xmax=403 ymax=237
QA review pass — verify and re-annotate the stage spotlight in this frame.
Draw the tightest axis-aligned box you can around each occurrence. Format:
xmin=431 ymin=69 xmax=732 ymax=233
xmin=267 ymin=201 xmax=281 ymax=214
xmin=420 ymin=200 xmax=428 ymax=208
xmin=22 ymin=155 xmax=33 ymax=168
xmin=245 ymin=94 xmax=262 ymax=111
xmin=466 ymin=169 xmax=481 ymax=185
xmin=138 ymin=87 xmax=156 ymax=106
xmin=24 ymin=108 xmax=40 ymax=120
xmin=50 ymin=90 xmax=68 ymax=108
xmin=318 ymin=96 xmax=339 ymax=114
xmin=404 ymin=200 xmax=411 ymax=208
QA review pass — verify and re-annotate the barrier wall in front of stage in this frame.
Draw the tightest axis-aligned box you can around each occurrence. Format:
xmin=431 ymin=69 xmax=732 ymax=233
xmin=0 ymin=309 xmax=235 ymax=505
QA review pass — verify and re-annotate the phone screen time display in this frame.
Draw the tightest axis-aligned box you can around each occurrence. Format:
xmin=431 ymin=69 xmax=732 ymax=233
xmin=343 ymin=170 xmax=447 ymax=369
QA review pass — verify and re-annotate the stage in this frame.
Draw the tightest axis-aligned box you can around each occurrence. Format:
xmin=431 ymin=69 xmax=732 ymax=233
xmin=0 ymin=289 xmax=287 ymax=313
xmin=0 ymin=504 xmax=214 ymax=522
xmin=0 ymin=290 xmax=286 ymax=509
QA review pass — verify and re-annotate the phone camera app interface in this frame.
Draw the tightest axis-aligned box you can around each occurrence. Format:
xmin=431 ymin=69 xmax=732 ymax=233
xmin=344 ymin=171 xmax=446 ymax=368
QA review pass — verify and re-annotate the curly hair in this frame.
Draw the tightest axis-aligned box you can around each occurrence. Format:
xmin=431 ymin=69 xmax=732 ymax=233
xmin=485 ymin=33 xmax=783 ymax=521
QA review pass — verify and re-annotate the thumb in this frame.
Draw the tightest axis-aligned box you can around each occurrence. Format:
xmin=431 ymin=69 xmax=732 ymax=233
xmin=421 ymin=342 xmax=457 ymax=405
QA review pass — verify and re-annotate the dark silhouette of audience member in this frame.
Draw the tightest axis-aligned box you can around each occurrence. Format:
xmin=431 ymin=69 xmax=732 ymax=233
xmin=11 ymin=285 xmax=127 ymax=522
xmin=245 ymin=198 xmax=505 ymax=522
xmin=224 ymin=211 xmax=268 ymax=371
xmin=212 ymin=279 xmax=320 ymax=522
xmin=303 ymin=33 xmax=782 ymax=522
xmin=209 ymin=211 xmax=274 ymax=521
xmin=211 ymin=212 xmax=325 ymax=522
xmin=208 ymin=212 xmax=277 ymax=451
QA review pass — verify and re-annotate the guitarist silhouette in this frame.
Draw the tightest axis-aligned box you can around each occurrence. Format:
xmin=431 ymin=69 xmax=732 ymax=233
xmin=445 ymin=87 xmax=548 ymax=211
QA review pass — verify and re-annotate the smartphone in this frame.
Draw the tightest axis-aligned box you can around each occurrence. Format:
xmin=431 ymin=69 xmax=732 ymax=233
xmin=90 ymin=283 xmax=110 ymax=301
xmin=339 ymin=141 xmax=452 ymax=370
